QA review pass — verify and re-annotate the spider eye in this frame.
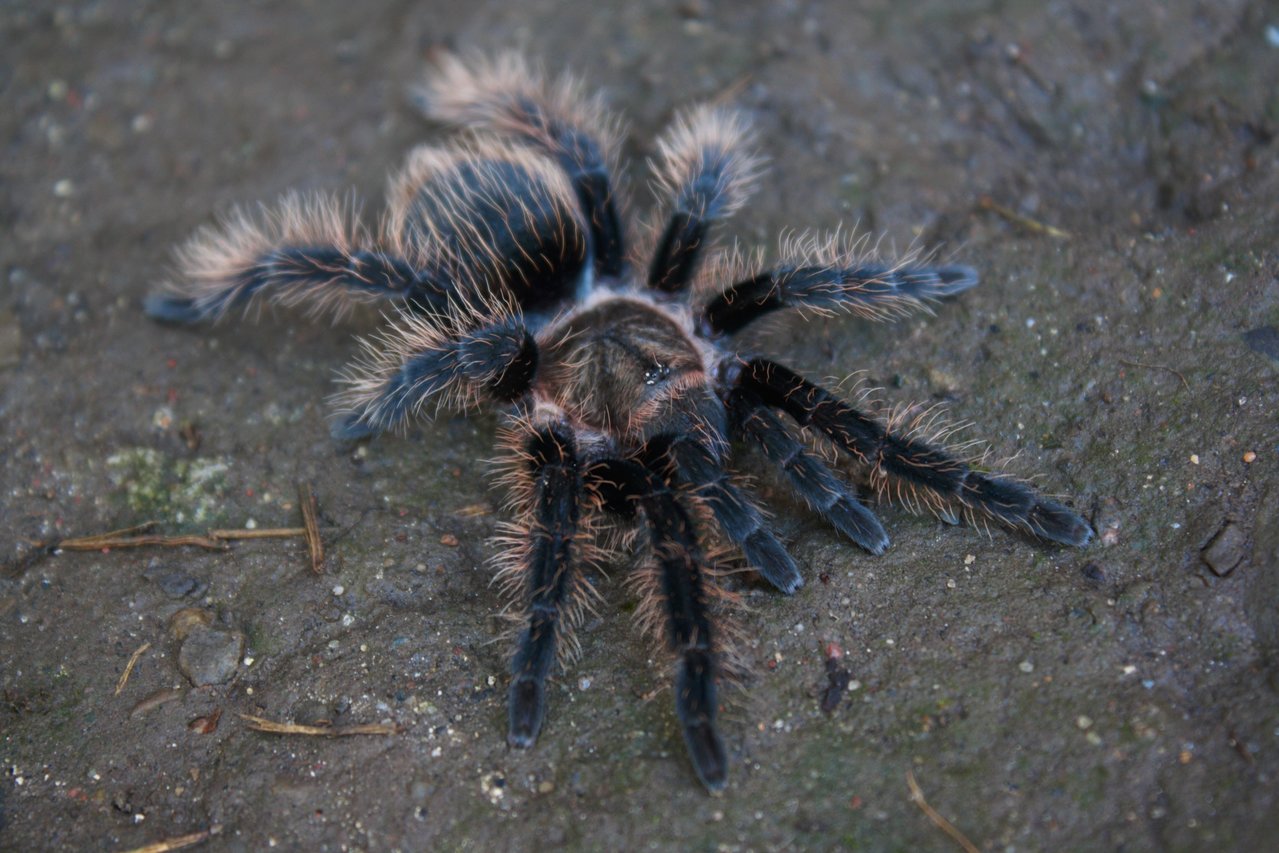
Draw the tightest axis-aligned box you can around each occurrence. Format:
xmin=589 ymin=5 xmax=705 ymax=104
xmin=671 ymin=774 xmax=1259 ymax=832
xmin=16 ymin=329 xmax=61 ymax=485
xmin=643 ymin=363 xmax=672 ymax=386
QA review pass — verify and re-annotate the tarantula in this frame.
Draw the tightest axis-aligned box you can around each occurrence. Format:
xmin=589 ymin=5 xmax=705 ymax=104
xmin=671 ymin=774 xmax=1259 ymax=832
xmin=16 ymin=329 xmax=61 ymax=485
xmin=146 ymin=54 xmax=1092 ymax=790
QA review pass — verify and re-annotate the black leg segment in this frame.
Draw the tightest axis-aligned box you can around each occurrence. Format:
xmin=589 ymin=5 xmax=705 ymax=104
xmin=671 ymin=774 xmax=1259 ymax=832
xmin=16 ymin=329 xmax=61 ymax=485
xmin=508 ymin=423 xmax=582 ymax=748
xmin=647 ymin=108 xmax=761 ymax=293
xmin=641 ymin=433 xmax=804 ymax=595
xmin=417 ymin=54 xmax=626 ymax=278
xmin=732 ymin=359 xmax=1093 ymax=546
xmin=699 ymin=261 xmax=978 ymax=337
xmin=146 ymin=246 xmax=450 ymax=325
xmin=726 ymin=387 xmax=889 ymax=555
xmin=333 ymin=317 xmax=537 ymax=440
xmin=587 ymin=458 xmax=727 ymax=791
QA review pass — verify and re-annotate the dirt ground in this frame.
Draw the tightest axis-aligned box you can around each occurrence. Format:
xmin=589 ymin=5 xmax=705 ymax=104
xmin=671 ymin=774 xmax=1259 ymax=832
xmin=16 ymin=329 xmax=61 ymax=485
xmin=3 ymin=1 xmax=1278 ymax=850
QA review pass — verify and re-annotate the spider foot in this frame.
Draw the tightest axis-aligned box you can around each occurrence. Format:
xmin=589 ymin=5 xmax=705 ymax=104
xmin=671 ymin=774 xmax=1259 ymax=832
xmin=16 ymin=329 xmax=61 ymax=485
xmin=962 ymin=473 xmax=1093 ymax=547
xmin=677 ymin=649 xmax=727 ymax=791
xmin=742 ymin=529 xmax=804 ymax=594
xmin=507 ymin=676 xmax=545 ymax=749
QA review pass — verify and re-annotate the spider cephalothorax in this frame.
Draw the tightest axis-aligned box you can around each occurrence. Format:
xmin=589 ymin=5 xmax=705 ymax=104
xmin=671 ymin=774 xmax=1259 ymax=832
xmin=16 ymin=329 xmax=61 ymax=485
xmin=147 ymin=53 xmax=1092 ymax=790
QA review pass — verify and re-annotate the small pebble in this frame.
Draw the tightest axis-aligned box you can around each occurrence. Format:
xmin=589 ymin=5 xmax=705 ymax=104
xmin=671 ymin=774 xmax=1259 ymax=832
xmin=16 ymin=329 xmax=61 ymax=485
xmin=1243 ymin=451 xmax=1257 ymax=464
xmin=440 ymin=533 xmax=460 ymax=547
xmin=1202 ymin=522 xmax=1247 ymax=576
xmin=178 ymin=626 xmax=245 ymax=686
xmin=1019 ymin=660 xmax=1034 ymax=673
xmin=156 ymin=571 xmax=205 ymax=599
xmin=168 ymin=607 xmax=213 ymax=641
xmin=53 ymin=179 xmax=74 ymax=198
xmin=1076 ymin=715 xmax=1094 ymax=730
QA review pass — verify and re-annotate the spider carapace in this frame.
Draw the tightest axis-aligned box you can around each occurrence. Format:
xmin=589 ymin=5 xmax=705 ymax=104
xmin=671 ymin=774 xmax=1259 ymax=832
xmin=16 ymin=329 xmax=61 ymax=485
xmin=147 ymin=53 xmax=1092 ymax=790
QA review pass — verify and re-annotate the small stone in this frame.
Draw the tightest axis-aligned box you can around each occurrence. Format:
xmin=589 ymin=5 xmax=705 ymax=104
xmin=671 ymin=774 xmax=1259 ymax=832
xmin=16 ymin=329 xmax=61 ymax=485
xmin=156 ymin=571 xmax=205 ymax=599
xmin=1243 ymin=451 xmax=1257 ymax=464
xmin=178 ymin=626 xmax=245 ymax=686
xmin=1202 ymin=522 xmax=1247 ymax=576
xmin=1076 ymin=715 xmax=1093 ymax=729
xmin=1019 ymin=660 xmax=1034 ymax=673
xmin=168 ymin=607 xmax=213 ymax=641
xmin=440 ymin=533 xmax=460 ymax=547
xmin=53 ymin=179 xmax=74 ymax=198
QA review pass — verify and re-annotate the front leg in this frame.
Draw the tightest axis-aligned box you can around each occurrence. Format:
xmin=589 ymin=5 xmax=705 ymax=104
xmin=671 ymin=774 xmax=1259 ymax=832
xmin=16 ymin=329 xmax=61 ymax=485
xmin=587 ymin=457 xmax=728 ymax=791
xmin=504 ymin=420 xmax=583 ymax=748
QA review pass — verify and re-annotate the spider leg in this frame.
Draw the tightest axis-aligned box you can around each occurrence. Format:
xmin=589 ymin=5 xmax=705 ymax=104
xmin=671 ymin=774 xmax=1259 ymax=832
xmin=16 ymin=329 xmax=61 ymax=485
xmin=587 ymin=457 xmax=727 ymax=791
xmin=725 ymin=386 xmax=889 ymax=555
xmin=697 ymin=233 xmax=977 ymax=337
xmin=387 ymin=140 xmax=590 ymax=315
xmin=331 ymin=308 xmax=537 ymax=439
xmin=729 ymin=358 xmax=1093 ymax=546
xmin=145 ymin=193 xmax=448 ymax=324
xmin=415 ymin=53 xmax=625 ymax=278
xmin=641 ymin=433 xmax=803 ymax=595
xmin=646 ymin=107 xmax=761 ymax=293
xmin=506 ymin=421 xmax=583 ymax=748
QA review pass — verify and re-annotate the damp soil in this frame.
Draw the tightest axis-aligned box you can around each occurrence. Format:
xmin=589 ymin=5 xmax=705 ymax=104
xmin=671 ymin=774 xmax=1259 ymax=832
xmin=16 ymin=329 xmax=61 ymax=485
xmin=3 ymin=1 xmax=1278 ymax=850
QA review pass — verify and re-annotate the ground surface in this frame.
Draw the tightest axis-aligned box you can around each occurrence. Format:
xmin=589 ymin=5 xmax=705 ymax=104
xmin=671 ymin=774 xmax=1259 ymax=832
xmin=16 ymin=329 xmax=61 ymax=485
xmin=3 ymin=1 xmax=1278 ymax=850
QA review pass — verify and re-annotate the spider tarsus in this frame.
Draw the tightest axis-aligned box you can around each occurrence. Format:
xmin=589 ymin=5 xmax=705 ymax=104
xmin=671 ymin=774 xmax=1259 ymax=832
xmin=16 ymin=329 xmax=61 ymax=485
xmin=682 ymin=721 xmax=728 ymax=792
xmin=932 ymin=264 xmax=980 ymax=296
xmin=653 ymin=435 xmax=803 ymax=594
xmin=742 ymin=529 xmax=804 ymax=594
xmin=507 ymin=677 xmax=545 ymax=748
xmin=143 ymin=294 xmax=205 ymax=324
xmin=960 ymin=472 xmax=1093 ymax=547
xmin=824 ymin=498 xmax=891 ymax=555
xmin=677 ymin=648 xmax=728 ymax=791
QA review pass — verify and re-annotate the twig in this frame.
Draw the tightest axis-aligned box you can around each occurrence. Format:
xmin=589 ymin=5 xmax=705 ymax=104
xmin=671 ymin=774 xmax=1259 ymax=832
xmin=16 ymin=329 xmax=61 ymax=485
xmin=1118 ymin=357 xmax=1190 ymax=390
xmin=115 ymin=641 xmax=152 ymax=696
xmin=130 ymin=688 xmax=183 ymax=718
xmin=240 ymin=713 xmax=401 ymax=737
xmin=906 ymin=769 xmax=980 ymax=853
xmin=56 ymin=533 xmax=228 ymax=552
xmin=978 ymin=195 xmax=1071 ymax=240
xmin=205 ymin=527 xmax=316 ymax=540
xmin=55 ymin=525 xmax=337 ymax=553
xmin=119 ymin=825 xmax=220 ymax=853
xmin=298 ymin=482 xmax=325 ymax=574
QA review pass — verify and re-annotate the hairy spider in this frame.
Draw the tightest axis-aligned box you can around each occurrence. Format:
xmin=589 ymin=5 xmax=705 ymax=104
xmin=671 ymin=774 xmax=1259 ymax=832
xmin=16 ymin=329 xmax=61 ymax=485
xmin=146 ymin=53 xmax=1092 ymax=791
